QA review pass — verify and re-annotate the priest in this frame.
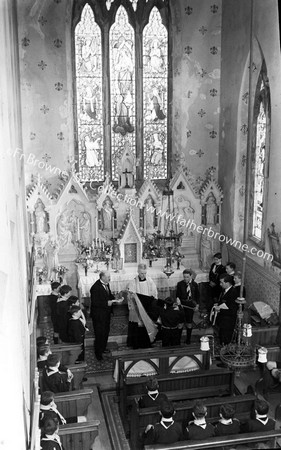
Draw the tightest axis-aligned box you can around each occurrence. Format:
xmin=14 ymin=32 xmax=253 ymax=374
xmin=128 ymin=263 xmax=158 ymax=319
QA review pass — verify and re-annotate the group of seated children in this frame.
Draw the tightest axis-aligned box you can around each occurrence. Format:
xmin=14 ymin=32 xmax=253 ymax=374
xmin=37 ymin=337 xmax=74 ymax=393
xmin=39 ymin=391 xmax=66 ymax=450
xmin=142 ymin=397 xmax=275 ymax=446
xmin=49 ymin=282 xmax=88 ymax=346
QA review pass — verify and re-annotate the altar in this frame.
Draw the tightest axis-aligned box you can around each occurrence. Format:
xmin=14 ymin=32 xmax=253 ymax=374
xmin=77 ymin=262 xmax=209 ymax=299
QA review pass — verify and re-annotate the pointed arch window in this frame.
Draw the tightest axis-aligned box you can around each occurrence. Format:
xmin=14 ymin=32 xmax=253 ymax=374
xmin=73 ymin=0 xmax=169 ymax=184
xmin=249 ymin=63 xmax=270 ymax=244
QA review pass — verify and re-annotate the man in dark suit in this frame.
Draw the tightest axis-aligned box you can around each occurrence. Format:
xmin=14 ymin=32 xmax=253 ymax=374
xmin=176 ymin=269 xmax=200 ymax=344
xmin=90 ymin=271 xmax=122 ymax=361
xmin=215 ymin=273 xmax=239 ymax=345
xmin=208 ymin=253 xmax=225 ymax=311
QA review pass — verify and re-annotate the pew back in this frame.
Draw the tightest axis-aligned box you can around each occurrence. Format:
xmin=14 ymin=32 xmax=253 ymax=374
xmin=131 ymin=394 xmax=255 ymax=449
xmin=59 ymin=421 xmax=100 ymax=450
xmin=55 ymin=388 xmax=93 ymax=419
xmin=52 ymin=343 xmax=82 ymax=366
xmin=144 ymin=429 xmax=281 ymax=449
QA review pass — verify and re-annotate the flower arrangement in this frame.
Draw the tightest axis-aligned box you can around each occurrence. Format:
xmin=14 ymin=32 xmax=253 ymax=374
xmin=36 ymin=267 xmax=48 ymax=284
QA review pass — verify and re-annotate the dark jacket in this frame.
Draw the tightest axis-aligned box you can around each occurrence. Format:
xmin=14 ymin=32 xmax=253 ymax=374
xmin=217 ymin=286 xmax=239 ymax=323
xmin=214 ymin=419 xmax=240 ymax=436
xmin=41 ymin=368 xmax=70 ymax=393
xmin=90 ymin=279 xmax=114 ymax=317
xmin=40 ymin=435 xmax=63 ymax=450
xmin=144 ymin=420 xmax=183 ymax=445
xmin=68 ymin=318 xmax=86 ymax=344
xmin=183 ymin=421 xmax=215 ymax=440
xmin=176 ymin=279 xmax=199 ymax=308
xmin=138 ymin=392 xmax=168 ymax=408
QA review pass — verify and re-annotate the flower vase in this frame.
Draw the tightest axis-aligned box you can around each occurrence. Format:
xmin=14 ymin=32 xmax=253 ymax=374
xmin=177 ymin=260 xmax=180 ymax=270
xmin=84 ymin=266 xmax=88 ymax=276
xmin=39 ymin=275 xmax=42 ymax=285
xmin=59 ymin=276 xmax=63 ymax=283
xmin=149 ymin=259 xmax=153 ymax=268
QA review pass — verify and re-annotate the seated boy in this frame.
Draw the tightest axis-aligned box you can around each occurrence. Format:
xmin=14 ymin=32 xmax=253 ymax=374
xmin=49 ymin=281 xmax=61 ymax=344
xmin=68 ymin=305 xmax=89 ymax=361
xmin=56 ymin=285 xmax=72 ymax=343
xmin=183 ymin=401 xmax=215 ymax=440
xmin=40 ymin=417 xmax=64 ymax=450
xmin=143 ymin=400 xmax=183 ymax=445
xmin=214 ymin=403 xmax=240 ymax=436
xmin=37 ymin=344 xmax=52 ymax=370
xmin=41 ymin=354 xmax=73 ymax=393
xmin=242 ymin=399 xmax=275 ymax=432
xmin=138 ymin=377 xmax=168 ymax=408
xmin=39 ymin=391 xmax=66 ymax=428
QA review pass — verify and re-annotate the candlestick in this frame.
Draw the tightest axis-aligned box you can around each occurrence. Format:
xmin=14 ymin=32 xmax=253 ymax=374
xmin=77 ymin=218 xmax=80 ymax=240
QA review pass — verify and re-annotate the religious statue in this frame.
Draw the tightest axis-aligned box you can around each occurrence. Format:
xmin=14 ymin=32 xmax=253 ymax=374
xmin=57 ymin=210 xmax=76 ymax=247
xmin=34 ymin=199 xmax=48 ymax=234
xmin=78 ymin=212 xmax=91 ymax=245
xmin=146 ymin=87 xmax=166 ymax=122
xmin=144 ymin=196 xmax=155 ymax=233
xmin=176 ymin=197 xmax=195 ymax=236
xmin=205 ymin=193 xmax=217 ymax=225
xmin=200 ymin=231 xmax=213 ymax=271
xmin=101 ymin=198 xmax=114 ymax=231
xmin=44 ymin=236 xmax=59 ymax=279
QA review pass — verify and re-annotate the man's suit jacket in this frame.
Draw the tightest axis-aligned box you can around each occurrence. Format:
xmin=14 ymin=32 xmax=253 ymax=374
xmin=90 ymin=279 xmax=114 ymax=317
xmin=218 ymin=286 xmax=238 ymax=321
xmin=209 ymin=263 xmax=226 ymax=285
xmin=176 ymin=279 xmax=200 ymax=307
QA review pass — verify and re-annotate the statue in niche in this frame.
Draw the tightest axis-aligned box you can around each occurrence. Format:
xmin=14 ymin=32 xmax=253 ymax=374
xmin=176 ymin=197 xmax=195 ymax=236
xmin=150 ymin=133 xmax=164 ymax=165
xmin=101 ymin=198 xmax=114 ymax=231
xmin=57 ymin=210 xmax=76 ymax=247
xmin=44 ymin=235 xmax=59 ymax=279
xmin=78 ymin=212 xmax=91 ymax=245
xmin=200 ymin=231 xmax=213 ymax=271
xmin=119 ymin=143 xmax=135 ymax=189
xmin=84 ymin=135 xmax=102 ymax=168
xmin=144 ymin=196 xmax=156 ymax=234
xmin=205 ymin=193 xmax=217 ymax=225
xmin=34 ymin=199 xmax=48 ymax=234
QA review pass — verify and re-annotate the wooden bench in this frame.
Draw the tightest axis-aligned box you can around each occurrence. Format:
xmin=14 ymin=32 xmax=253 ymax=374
xmin=59 ymin=421 xmax=100 ymax=450
xmin=52 ymin=343 xmax=83 ymax=366
xmin=144 ymin=429 xmax=281 ymax=449
xmin=121 ymin=368 xmax=235 ymax=428
xmin=55 ymin=388 xmax=93 ymax=420
xmin=39 ymin=362 xmax=87 ymax=392
xmin=131 ymin=393 xmax=255 ymax=449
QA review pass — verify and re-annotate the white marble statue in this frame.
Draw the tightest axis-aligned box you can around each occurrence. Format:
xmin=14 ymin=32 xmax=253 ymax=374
xmin=206 ymin=193 xmax=217 ymax=225
xmin=44 ymin=236 xmax=59 ymax=279
xmin=34 ymin=199 xmax=48 ymax=234
xmin=102 ymin=198 xmax=113 ymax=231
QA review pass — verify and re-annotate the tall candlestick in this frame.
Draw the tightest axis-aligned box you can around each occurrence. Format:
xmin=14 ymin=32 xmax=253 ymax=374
xmin=95 ymin=217 xmax=98 ymax=239
xmin=77 ymin=218 xmax=80 ymax=240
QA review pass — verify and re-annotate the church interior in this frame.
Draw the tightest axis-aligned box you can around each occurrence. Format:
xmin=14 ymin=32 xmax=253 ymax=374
xmin=2 ymin=0 xmax=281 ymax=448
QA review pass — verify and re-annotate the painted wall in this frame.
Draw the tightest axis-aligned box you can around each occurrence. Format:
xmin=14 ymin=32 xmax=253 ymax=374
xmin=17 ymin=0 xmax=221 ymax=197
xmin=219 ymin=0 xmax=281 ymax=263
xmin=0 ymin=0 xmax=30 ymax=448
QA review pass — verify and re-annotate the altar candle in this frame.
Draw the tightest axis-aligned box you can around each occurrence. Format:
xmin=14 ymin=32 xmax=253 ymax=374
xmin=77 ymin=218 xmax=80 ymax=240
xmin=102 ymin=242 xmax=104 ymax=251
xmin=95 ymin=217 xmax=98 ymax=238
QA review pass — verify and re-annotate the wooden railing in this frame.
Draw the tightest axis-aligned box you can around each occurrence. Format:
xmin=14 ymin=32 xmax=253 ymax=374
xmin=29 ymin=369 xmax=41 ymax=450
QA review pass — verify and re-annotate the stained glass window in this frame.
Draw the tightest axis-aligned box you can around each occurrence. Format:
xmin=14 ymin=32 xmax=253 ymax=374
xmin=109 ymin=6 xmax=136 ymax=181
xmin=74 ymin=0 xmax=169 ymax=183
xmin=250 ymin=72 xmax=270 ymax=244
xmin=74 ymin=4 xmax=104 ymax=182
xmin=143 ymin=7 xmax=168 ymax=179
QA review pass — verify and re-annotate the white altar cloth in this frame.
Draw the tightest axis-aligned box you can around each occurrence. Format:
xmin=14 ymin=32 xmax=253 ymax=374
xmin=77 ymin=264 xmax=208 ymax=298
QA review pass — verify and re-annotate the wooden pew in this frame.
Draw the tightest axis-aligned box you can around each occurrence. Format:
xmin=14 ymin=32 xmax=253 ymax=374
xmin=55 ymin=388 xmax=93 ymax=420
xmin=52 ymin=343 xmax=82 ymax=366
xmin=121 ymin=368 xmax=235 ymax=428
xmin=144 ymin=429 xmax=281 ymax=449
xmin=131 ymin=393 xmax=255 ymax=449
xmin=39 ymin=362 xmax=87 ymax=392
xmin=59 ymin=421 xmax=100 ymax=450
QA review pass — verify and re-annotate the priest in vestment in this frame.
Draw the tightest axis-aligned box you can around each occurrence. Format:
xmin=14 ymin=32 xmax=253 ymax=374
xmin=128 ymin=263 xmax=158 ymax=318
